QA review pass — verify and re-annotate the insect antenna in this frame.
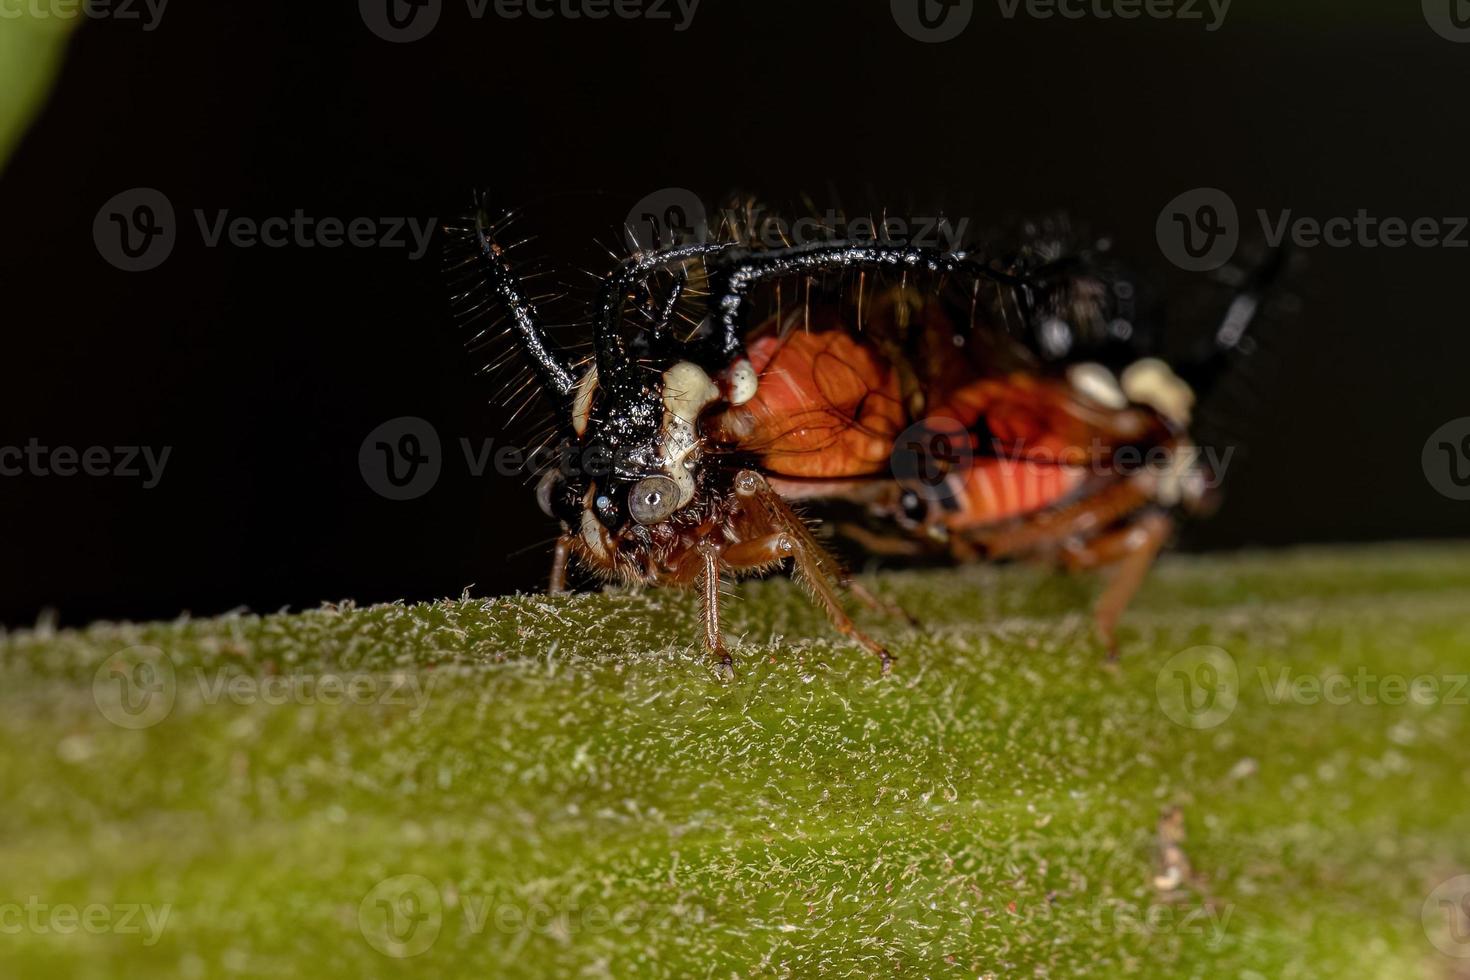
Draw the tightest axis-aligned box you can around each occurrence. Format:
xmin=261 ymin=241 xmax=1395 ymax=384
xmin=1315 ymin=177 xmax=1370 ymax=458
xmin=702 ymin=241 xmax=1022 ymax=362
xmin=592 ymin=242 xmax=736 ymax=385
xmin=443 ymin=195 xmax=578 ymax=410
xmin=1178 ymin=245 xmax=1290 ymax=403
xmin=1184 ymin=246 xmax=1296 ymax=459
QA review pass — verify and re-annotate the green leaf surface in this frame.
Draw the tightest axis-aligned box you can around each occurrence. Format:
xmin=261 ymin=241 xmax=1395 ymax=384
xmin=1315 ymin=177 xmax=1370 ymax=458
xmin=0 ymin=9 xmax=74 ymax=172
xmin=2 ymin=544 xmax=1469 ymax=978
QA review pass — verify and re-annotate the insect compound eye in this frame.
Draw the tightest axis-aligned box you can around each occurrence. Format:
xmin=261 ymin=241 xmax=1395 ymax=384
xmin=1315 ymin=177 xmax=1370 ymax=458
xmin=900 ymin=490 xmax=926 ymax=522
xmin=627 ymin=475 xmax=680 ymax=526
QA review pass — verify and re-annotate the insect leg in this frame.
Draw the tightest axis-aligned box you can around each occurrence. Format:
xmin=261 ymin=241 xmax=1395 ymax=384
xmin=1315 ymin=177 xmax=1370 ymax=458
xmin=548 ymin=534 xmax=572 ymax=594
xmin=845 ymin=579 xmax=922 ymax=629
xmin=792 ymin=549 xmax=895 ymax=674
xmin=697 ymin=540 xmax=735 ymax=680
xmin=1060 ymin=511 xmax=1174 ymax=660
xmin=832 ymin=522 xmax=931 ymax=558
xmin=721 ymin=532 xmax=794 ymax=569
xmin=733 ymin=470 xmax=895 ymax=674
xmin=966 ymin=479 xmax=1152 ymax=559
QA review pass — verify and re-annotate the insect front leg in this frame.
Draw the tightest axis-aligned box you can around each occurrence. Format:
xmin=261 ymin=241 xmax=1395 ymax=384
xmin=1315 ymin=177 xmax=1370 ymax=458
xmin=696 ymin=540 xmax=735 ymax=681
xmin=732 ymin=470 xmax=895 ymax=675
xmin=548 ymin=534 xmax=573 ymax=594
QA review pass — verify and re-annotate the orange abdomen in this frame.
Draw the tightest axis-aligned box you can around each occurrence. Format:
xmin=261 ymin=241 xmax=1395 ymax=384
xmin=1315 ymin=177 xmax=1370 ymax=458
xmin=730 ymin=329 xmax=906 ymax=479
xmin=944 ymin=459 xmax=1088 ymax=529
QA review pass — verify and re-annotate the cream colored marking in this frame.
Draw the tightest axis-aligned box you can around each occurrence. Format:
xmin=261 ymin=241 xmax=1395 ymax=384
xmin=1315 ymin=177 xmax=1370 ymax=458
xmin=726 ymin=358 xmax=758 ymax=406
xmin=571 ymin=364 xmax=598 ymax=437
xmin=662 ymin=361 xmax=719 ymax=423
xmin=579 ymin=509 xmax=608 ymax=558
xmin=1067 ymin=362 xmax=1128 ymax=410
xmin=659 ymin=361 xmax=721 ymax=510
xmin=1121 ymin=358 xmax=1195 ymax=427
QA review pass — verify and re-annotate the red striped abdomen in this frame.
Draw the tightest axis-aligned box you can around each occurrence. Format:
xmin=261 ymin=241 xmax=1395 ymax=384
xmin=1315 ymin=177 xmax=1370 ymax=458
xmin=943 ymin=459 xmax=1087 ymax=529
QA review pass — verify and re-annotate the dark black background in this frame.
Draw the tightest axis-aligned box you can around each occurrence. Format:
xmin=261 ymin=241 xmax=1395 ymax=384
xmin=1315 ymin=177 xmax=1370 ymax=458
xmin=1 ymin=0 xmax=1465 ymax=628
